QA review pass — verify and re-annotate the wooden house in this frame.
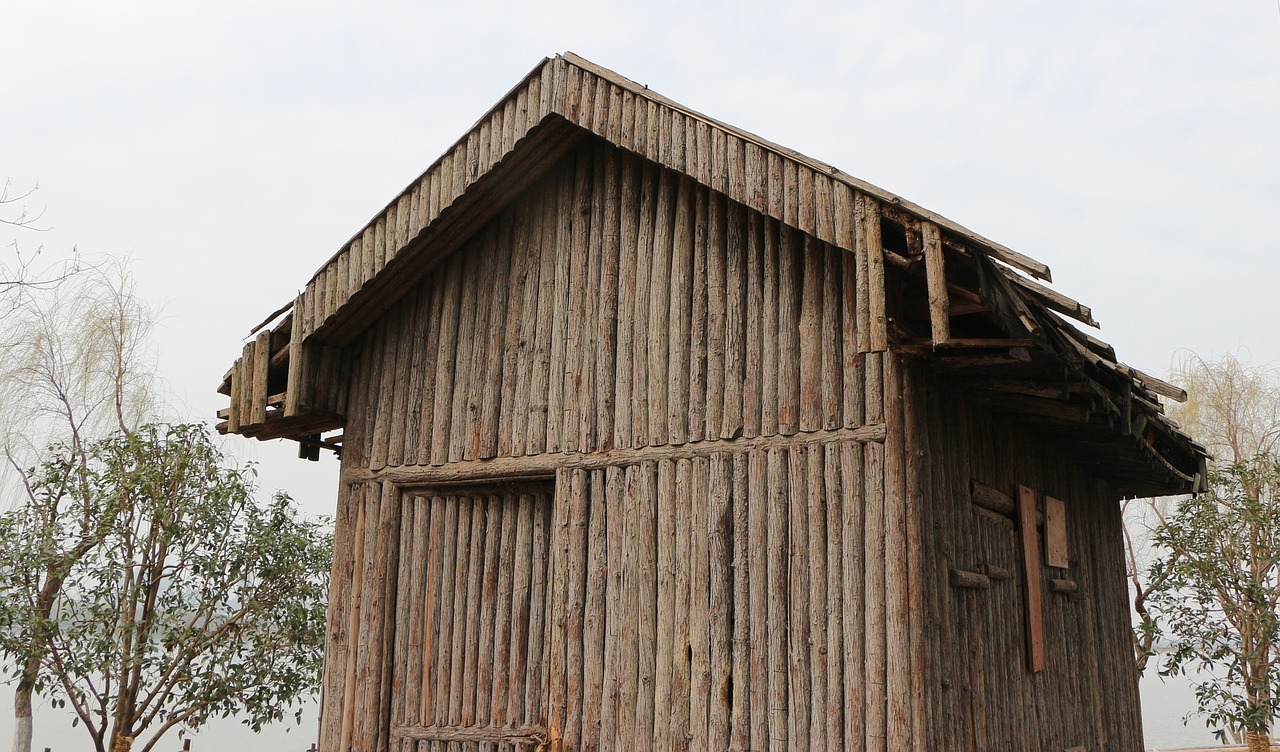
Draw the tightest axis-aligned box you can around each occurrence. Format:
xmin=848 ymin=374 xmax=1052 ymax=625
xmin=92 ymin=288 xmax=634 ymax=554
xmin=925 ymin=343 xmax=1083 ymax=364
xmin=217 ymin=53 xmax=1209 ymax=752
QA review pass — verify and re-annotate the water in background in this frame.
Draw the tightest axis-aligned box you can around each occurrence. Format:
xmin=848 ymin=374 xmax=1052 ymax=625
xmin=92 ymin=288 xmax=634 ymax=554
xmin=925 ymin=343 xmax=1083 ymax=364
xmin=0 ymin=667 xmax=1238 ymax=751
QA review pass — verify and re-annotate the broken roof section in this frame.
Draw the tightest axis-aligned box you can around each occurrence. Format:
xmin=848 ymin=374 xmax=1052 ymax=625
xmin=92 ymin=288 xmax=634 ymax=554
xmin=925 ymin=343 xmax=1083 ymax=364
xmin=217 ymin=52 xmax=1207 ymax=496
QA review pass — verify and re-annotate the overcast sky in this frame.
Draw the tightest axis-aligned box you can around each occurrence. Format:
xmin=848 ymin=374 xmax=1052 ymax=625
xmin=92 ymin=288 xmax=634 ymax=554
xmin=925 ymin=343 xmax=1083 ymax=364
xmin=3 ymin=0 xmax=1279 ymax=518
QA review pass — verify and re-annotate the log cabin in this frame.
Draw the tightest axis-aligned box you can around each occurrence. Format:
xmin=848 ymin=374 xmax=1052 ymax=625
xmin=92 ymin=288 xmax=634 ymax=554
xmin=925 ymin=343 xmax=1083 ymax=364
xmin=216 ymin=53 xmax=1209 ymax=752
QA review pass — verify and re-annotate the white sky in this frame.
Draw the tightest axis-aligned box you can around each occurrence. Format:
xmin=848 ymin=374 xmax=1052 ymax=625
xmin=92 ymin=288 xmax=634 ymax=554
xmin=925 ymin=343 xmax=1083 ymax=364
xmin=3 ymin=0 xmax=1279 ymax=520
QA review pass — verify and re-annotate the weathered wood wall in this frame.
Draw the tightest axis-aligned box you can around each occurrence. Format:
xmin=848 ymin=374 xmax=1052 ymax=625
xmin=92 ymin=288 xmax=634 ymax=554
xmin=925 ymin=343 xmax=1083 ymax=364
xmin=316 ymin=132 xmax=1140 ymax=752
xmin=334 ymin=138 xmax=873 ymax=471
xmin=906 ymin=367 xmax=1144 ymax=752
xmin=314 ymin=134 xmax=933 ymax=751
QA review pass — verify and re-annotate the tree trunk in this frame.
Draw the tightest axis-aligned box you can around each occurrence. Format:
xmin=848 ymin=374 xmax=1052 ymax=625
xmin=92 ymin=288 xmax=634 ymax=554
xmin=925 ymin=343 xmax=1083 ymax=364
xmin=11 ymin=686 xmax=32 ymax=752
xmin=1246 ymin=729 xmax=1271 ymax=752
xmin=110 ymin=731 xmax=133 ymax=752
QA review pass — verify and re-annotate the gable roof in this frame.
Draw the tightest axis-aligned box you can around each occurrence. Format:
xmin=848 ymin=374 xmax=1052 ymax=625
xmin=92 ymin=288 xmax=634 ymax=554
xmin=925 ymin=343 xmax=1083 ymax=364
xmin=217 ymin=52 xmax=1207 ymax=496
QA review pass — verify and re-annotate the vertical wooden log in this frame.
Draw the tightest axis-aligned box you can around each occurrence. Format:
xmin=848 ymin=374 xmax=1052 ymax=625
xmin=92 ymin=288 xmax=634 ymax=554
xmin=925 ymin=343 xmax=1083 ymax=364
xmin=237 ymin=342 xmax=255 ymax=428
xmin=616 ymin=465 xmax=641 ymax=750
xmin=653 ymin=460 xmax=677 ymax=745
xmin=766 ymin=448 xmax=789 ymax=752
xmin=648 ymin=171 xmax=675 ymax=446
xmin=806 ymin=445 xmax=829 ymax=752
xmin=864 ymin=437 xmax=886 ymax=752
xmin=547 ymin=471 xmax=574 ymax=746
xmin=506 ymin=493 xmax=534 ymax=724
xmin=401 ymin=285 xmax=429 ymax=464
xmin=564 ymin=470 xmax=590 ymax=751
xmin=708 ymin=453 xmax=733 ymax=751
xmin=474 ymin=496 xmax=502 ymax=731
xmin=667 ymin=177 xmax=694 ymax=446
xmin=581 ymin=470 xmax=609 ymax=750
xmin=601 ymin=467 xmax=626 ymax=750
xmin=670 ymin=459 xmax=693 ymax=747
xmin=526 ymin=488 xmax=551 ymax=725
xmin=747 ymin=449 xmax=770 ymax=750
xmin=760 ymin=219 xmax=779 ymax=438
xmin=856 ymin=192 xmax=886 ymax=353
xmin=566 ymin=147 xmax=594 ymax=454
xmin=787 ymin=447 xmax=811 ymax=751
xmin=459 ymin=231 xmax=498 ymax=461
xmin=902 ymin=368 xmax=929 ymax=748
xmin=429 ymin=255 xmax=465 ymax=465
xmin=922 ymin=221 xmax=950 ymax=345
xmin=776 ymin=227 xmax=801 ymax=436
xmin=884 ymin=356 xmax=911 ymax=749
xmin=227 ymin=357 xmax=243 ymax=435
xmin=688 ymin=186 xmax=710 ymax=445
xmin=250 ymin=331 xmax=270 ymax=426
xmin=614 ymin=155 xmax=639 ymax=450
xmin=527 ymin=183 xmax=560 ymax=456
xmin=488 ymin=493 xmax=514 ymax=726
xmin=729 ymin=453 xmax=752 ymax=751
xmin=318 ymin=485 xmax=358 ymax=752
xmin=456 ymin=499 xmax=485 ymax=726
xmin=339 ymin=486 xmax=368 ymax=752
xmin=688 ymin=457 xmax=712 ymax=749
xmin=742 ymin=212 xmax=764 ymax=439
xmin=721 ymin=201 xmax=746 ymax=440
xmin=546 ymin=163 xmax=575 ymax=454
xmin=503 ymin=199 xmax=537 ymax=458
xmin=798 ymin=236 xmax=823 ymax=432
xmin=631 ymin=163 xmax=656 ymax=448
xmin=596 ymin=145 xmax=621 ymax=452
xmin=633 ymin=462 xmax=658 ymax=750
xmin=820 ymin=244 xmax=844 ymax=430
xmin=706 ymin=193 xmax=728 ymax=441
xmin=391 ymin=494 xmax=417 ymax=731
xmin=1020 ymin=484 xmax=1046 ymax=672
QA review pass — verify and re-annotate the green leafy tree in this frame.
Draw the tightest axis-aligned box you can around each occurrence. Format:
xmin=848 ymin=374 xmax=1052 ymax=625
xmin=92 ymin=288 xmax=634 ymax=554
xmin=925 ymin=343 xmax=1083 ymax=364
xmin=0 ymin=424 xmax=331 ymax=752
xmin=1147 ymin=455 xmax=1280 ymax=752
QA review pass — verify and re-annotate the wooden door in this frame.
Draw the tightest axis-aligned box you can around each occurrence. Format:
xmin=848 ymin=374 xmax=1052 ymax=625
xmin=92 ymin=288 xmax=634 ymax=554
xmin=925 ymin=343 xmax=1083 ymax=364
xmin=389 ymin=482 xmax=554 ymax=751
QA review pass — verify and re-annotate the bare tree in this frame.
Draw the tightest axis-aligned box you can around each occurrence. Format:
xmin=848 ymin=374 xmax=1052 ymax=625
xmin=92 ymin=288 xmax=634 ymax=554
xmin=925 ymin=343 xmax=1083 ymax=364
xmin=0 ymin=180 xmax=80 ymax=346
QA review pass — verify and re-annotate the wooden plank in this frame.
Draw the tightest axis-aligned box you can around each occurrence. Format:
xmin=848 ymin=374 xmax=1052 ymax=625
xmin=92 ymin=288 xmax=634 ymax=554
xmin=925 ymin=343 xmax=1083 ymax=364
xmin=1045 ymin=496 xmax=1069 ymax=568
xmin=1019 ymin=484 xmax=1047 ymax=672
xmin=922 ymin=220 xmax=950 ymax=344
xmin=688 ymin=184 xmax=710 ymax=444
xmin=545 ymin=162 xmax=574 ymax=453
xmin=250 ymin=331 xmax=270 ymax=426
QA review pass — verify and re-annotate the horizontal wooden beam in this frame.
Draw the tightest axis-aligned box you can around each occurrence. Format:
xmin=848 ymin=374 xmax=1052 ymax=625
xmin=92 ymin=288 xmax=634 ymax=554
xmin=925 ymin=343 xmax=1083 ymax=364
xmin=346 ymin=423 xmax=887 ymax=486
xmin=394 ymin=724 xmax=550 ymax=744
xmin=949 ymin=568 xmax=991 ymax=590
